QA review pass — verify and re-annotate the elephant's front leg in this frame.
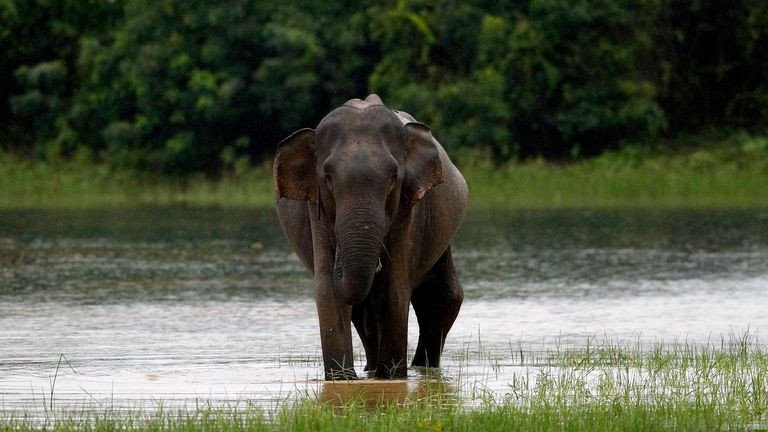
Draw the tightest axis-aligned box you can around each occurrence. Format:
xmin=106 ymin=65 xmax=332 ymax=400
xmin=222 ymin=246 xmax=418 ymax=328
xmin=315 ymin=273 xmax=357 ymax=380
xmin=311 ymin=214 xmax=357 ymax=380
xmin=373 ymin=279 xmax=410 ymax=379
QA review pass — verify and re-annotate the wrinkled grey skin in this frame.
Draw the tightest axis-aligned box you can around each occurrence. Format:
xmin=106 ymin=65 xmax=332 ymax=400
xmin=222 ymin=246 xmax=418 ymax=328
xmin=273 ymin=94 xmax=467 ymax=379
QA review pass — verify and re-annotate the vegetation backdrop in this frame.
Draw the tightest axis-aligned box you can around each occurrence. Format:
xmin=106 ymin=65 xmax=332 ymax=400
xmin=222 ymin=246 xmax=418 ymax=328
xmin=2 ymin=0 xmax=768 ymax=176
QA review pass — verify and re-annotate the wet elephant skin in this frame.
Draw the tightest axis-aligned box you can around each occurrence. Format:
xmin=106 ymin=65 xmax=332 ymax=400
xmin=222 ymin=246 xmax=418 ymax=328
xmin=273 ymin=94 xmax=468 ymax=379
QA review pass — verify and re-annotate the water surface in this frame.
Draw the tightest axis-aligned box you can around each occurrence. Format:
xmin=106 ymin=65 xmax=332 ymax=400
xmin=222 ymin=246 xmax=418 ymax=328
xmin=1 ymin=208 xmax=767 ymax=414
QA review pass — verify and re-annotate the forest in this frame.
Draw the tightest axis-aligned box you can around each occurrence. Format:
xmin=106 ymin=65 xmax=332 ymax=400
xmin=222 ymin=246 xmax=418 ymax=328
xmin=2 ymin=0 xmax=768 ymax=176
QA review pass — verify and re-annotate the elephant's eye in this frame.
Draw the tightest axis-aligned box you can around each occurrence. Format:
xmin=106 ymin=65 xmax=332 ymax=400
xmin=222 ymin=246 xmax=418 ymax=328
xmin=324 ymin=174 xmax=333 ymax=189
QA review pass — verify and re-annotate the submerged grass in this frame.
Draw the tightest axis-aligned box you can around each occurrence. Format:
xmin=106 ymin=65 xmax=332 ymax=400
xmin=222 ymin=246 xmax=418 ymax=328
xmin=1 ymin=131 xmax=767 ymax=209
xmin=2 ymin=333 xmax=767 ymax=431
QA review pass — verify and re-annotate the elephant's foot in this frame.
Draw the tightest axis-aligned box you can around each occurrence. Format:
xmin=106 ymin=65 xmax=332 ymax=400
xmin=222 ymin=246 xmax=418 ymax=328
xmin=373 ymin=359 xmax=407 ymax=379
xmin=323 ymin=355 xmax=358 ymax=381
xmin=325 ymin=367 xmax=358 ymax=381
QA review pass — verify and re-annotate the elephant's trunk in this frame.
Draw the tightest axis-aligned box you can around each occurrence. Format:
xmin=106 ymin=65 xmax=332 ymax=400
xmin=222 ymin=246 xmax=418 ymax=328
xmin=333 ymin=206 xmax=384 ymax=305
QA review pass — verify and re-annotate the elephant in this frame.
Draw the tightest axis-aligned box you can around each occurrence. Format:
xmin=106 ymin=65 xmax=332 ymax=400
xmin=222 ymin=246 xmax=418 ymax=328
xmin=273 ymin=94 xmax=467 ymax=380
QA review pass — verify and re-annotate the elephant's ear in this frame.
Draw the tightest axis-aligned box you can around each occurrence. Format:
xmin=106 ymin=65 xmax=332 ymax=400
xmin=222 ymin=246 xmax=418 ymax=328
xmin=400 ymin=122 xmax=444 ymax=213
xmin=273 ymin=128 xmax=318 ymax=202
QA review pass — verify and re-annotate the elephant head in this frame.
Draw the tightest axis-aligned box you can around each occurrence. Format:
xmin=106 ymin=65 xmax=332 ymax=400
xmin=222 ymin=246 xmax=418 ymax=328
xmin=273 ymin=95 xmax=444 ymax=305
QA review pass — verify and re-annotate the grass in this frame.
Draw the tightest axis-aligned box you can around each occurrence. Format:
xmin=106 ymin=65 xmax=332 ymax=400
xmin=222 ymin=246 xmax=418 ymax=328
xmin=0 ymin=157 xmax=275 ymax=209
xmin=460 ymin=131 xmax=768 ymax=209
xmin=1 ymin=131 xmax=767 ymax=209
xmin=2 ymin=333 xmax=767 ymax=431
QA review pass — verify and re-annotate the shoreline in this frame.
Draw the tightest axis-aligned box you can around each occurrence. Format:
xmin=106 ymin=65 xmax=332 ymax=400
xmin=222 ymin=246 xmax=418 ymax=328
xmin=2 ymin=133 xmax=767 ymax=210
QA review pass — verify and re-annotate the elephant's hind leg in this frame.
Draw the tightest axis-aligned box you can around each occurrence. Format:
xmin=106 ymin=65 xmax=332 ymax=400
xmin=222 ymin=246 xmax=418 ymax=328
xmin=352 ymin=301 xmax=379 ymax=372
xmin=410 ymin=246 xmax=464 ymax=368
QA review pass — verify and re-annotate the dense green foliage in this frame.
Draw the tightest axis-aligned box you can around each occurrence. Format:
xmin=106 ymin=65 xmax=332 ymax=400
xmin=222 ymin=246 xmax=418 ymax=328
xmin=2 ymin=0 xmax=768 ymax=174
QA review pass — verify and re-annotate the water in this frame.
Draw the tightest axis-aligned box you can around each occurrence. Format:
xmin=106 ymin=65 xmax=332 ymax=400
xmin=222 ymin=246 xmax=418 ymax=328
xmin=1 ymin=208 xmax=767 ymax=415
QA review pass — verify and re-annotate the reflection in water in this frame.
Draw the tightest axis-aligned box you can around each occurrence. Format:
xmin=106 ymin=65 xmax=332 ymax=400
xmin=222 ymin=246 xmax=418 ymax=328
xmin=0 ymin=207 xmax=767 ymax=415
xmin=319 ymin=369 xmax=453 ymax=408
xmin=320 ymin=380 xmax=410 ymax=407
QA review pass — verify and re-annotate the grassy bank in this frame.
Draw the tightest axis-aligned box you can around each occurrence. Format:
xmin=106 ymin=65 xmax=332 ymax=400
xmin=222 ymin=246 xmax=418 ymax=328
xmin=0 ymin=158 xmax=275 ymax=209
xmin=1 ymin=132 xmax=766 ymax=209
xmin=462 ymin=131 xmax=768 ymax=209
xmin=2 ymin=334 xmax=766 ymax=431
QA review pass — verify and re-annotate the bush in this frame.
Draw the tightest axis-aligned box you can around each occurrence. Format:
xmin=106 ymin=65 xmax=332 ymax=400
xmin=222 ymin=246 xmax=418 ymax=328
xmin=1 ymin=0 xmax=767 ymax=174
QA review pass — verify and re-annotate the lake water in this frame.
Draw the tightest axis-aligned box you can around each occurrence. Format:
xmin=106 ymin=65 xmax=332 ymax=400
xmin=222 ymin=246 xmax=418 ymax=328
xmin=1 ymin=207 xmax=767 ymax=415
